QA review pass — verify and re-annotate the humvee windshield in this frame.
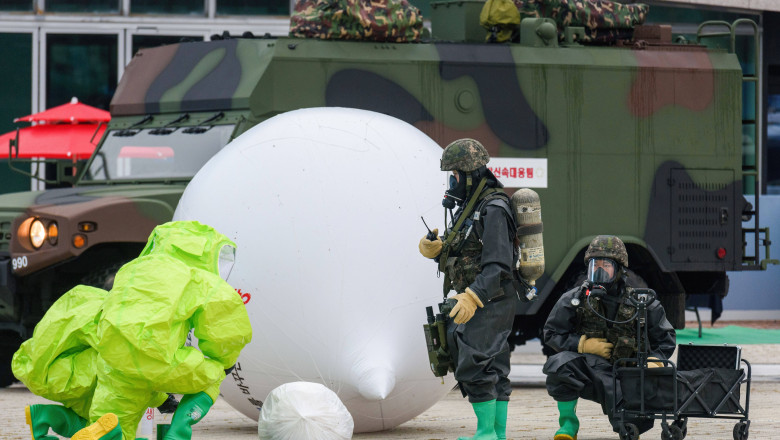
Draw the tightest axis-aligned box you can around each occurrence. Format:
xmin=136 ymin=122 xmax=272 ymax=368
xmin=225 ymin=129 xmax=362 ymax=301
xmin=81 ymin=124 xmax=235 ymax=182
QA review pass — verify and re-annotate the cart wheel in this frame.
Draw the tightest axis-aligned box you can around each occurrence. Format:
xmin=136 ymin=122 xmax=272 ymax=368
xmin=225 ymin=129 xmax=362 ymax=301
xmin=663 ymin=424 xmax=684 ymax=440
xmin=673 ymin=419 xmax=688 ymax=438
xmin=733 ymin=422 xmax=749 ymax=440
xmin=620 ymin=423 xmax=640 ymax=440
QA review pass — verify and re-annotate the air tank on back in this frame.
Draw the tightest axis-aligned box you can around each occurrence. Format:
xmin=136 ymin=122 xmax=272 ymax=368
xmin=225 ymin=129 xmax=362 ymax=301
xmin=173 ymin=107 xmax=455 ymax=433
xmin=511 ymin=188 xmax=545 ymax=285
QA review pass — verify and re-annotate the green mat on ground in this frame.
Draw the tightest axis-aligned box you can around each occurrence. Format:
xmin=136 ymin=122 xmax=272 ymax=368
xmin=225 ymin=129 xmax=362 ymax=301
xmin=676 ymin=325 xmax=780 ymax=345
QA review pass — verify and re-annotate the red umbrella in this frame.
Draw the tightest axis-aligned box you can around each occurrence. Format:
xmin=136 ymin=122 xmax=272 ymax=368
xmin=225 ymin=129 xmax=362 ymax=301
xmin=0 ymin=123 xmax=106 ymax=160
xmin=14 ymin=97 xmax=110 ymax=124
xmin=1 ymin=97 xmax=109 ymax=160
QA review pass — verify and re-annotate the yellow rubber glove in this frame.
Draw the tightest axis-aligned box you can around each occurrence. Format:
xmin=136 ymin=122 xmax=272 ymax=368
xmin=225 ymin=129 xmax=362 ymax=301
xmin=577 ymin=335 xmax=614 ymax=359
xmin=647 ymin=357 xmax=664 ymax=368
xmin=448 ymin=287 xmax=484 ymax=324
xmin=418 ymin=228 xmax=442 ymax=258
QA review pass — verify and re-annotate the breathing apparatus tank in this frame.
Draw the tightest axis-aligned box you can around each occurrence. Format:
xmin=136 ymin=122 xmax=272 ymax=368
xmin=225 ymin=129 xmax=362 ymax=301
xmin=511 ymin=188 xmax=545 ymax=286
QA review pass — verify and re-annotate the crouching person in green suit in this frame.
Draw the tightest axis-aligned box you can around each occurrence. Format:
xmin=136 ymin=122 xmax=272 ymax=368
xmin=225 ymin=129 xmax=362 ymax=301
xmin=14 ymin=221 xmax=252 ymax=440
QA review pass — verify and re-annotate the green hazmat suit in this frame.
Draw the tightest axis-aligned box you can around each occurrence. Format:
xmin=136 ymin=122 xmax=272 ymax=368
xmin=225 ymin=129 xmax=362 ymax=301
xmin=12 ymin=285 xmax=107 ymax=420
xmin=13 ymin=221 xmax=252 ymax=440
xmin=90 ymin=221 xmax=252 ymax=440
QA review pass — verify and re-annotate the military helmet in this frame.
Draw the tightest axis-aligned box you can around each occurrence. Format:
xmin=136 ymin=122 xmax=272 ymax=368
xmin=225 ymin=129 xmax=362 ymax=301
xmin=584 ymin=235 xmax=628 ymax=267
xmin=440 ymin=138 xmax=490 ymax=172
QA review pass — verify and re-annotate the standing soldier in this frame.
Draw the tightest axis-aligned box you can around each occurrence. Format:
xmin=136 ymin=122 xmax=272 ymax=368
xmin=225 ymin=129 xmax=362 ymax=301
xmin=542 ymin=235 xmax=676 ymax=440
xmin=419 ymin=138 xmax=517 ymax=440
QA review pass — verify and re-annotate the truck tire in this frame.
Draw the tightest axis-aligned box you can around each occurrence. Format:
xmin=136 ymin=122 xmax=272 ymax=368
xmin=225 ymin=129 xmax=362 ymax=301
xmin=659 ymin=292 xmax=686 ymax=329
xmin=0 ymin=333 xmax=23 ymax=387
xmin=0 ymin=352 xmax=14 ymax=387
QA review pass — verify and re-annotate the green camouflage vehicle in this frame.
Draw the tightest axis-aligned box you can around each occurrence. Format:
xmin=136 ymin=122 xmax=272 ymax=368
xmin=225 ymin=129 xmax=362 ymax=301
xmin=0 ymin=1 xmax=773 ymax=384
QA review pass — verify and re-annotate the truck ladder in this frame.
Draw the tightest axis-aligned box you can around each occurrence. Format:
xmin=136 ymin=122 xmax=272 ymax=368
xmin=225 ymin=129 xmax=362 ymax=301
xmin=698 ymin=19 xmax=778 ymax=270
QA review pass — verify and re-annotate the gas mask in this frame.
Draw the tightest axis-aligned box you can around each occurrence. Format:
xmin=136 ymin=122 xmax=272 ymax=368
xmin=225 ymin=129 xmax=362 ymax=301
xmin=587 ymin=257 xmax=618 ymax=290
xmin=442 ymin=171 xmax=468 ymax=209
xmin=218 ymin=244 xmax=236 ymax=281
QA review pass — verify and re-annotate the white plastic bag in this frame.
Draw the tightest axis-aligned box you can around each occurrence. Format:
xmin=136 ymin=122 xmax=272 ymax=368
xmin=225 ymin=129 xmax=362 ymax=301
xmin=257 ymin=382 xmax=354 ymax=440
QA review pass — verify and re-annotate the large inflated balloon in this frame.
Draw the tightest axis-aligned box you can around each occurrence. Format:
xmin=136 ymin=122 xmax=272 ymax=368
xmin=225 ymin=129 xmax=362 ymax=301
xmin=173 ymin=107 xmax=455 ymax=432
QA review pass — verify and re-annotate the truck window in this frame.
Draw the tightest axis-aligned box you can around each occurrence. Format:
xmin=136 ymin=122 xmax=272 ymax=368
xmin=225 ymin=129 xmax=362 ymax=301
xmin=82 ymin=124 xmax=235 ymax=181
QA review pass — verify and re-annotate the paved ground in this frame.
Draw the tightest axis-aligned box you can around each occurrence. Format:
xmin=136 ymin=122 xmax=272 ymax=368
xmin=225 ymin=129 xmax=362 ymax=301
xmin=2 ymin=382 xmax=775 ymax=440
xmin=3 ymin=321 xmax=777 ymax=440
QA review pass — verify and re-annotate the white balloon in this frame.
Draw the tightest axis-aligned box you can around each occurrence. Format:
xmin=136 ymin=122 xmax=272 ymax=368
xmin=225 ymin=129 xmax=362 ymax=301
xmin=173 ymin=107 xmax=455 ymax=433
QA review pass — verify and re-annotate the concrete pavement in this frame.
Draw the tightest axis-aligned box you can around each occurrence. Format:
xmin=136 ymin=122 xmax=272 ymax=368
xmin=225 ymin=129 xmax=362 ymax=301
xmin=3 ymin=340 xmax=778 ymax=440
xmin=2 ymin=382 xmax=777 ymax=440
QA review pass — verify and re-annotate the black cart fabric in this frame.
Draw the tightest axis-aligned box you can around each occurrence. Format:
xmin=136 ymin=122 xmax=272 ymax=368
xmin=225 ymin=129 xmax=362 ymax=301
xmin=618 ymin=367 xmax=744 ymax=415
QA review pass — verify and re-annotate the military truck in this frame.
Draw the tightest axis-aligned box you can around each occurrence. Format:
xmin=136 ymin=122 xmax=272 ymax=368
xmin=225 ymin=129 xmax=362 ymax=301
xmin=0 ymin=2 xmax=774 ymax=385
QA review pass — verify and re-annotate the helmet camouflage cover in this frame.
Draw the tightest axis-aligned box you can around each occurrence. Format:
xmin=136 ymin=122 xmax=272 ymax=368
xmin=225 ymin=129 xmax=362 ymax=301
xmin=584 ymin=235 xmax=628 ymax=267
xmin=440 ymin=138 xmax=490 ymax=172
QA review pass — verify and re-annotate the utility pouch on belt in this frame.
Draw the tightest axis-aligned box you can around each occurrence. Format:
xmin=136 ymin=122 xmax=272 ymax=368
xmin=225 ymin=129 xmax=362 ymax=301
xmin=423 ymin=299 xmax=456 ymax=377
xmin=611 ymin=335 xmax=637 ymax=362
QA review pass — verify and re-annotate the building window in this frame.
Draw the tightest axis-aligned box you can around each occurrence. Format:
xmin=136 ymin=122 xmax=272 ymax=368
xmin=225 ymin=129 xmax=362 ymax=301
xmin=132 ymin=35 xmax=204 ymax=56
xmin=131 ymin=0 xmax=204 ymax=15
xmin=0 ymin=33 xmax=33 ymax=194
xmin=46 ymin=34 xmax=118 ymax=111
xmin=767 ymin=79 xmax=780 ymax=193
xmin=217 ymin=0 xmax=289 ymax=16
xmin=0 ymin=0 xmax=32 ymax=11
xmin=0 ymin=33 xmax=32 ymax=135
xmin=47 ymin=0 xmax=119 ymax=13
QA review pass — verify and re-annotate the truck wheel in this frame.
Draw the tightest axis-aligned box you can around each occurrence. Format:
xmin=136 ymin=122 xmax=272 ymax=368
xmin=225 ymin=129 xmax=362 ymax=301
xmin=659 ymin=292 xmax=686 ymax=329
xmin=0 ymin=353 xmax=14 ymax=387
xmin=0 ymin=333 xmax=23 ymax=387
xmin=79 ymin=262 xmax=128 ymax=291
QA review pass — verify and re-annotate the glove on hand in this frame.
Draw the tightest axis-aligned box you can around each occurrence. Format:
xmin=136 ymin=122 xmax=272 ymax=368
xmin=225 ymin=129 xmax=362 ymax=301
xmin=449 ymin=287 xmax=484 ymax=324
xmin=418 ymin=228 xmax=442 ymax=258
xmin=647 ymin=357 xmax=664 ymax=368
xmin=578 ymin=335 xmax=614 ymax=359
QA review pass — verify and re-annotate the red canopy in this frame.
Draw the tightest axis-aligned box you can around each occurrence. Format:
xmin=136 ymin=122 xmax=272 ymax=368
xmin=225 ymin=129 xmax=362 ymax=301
xmin=14 ymin=98 xmax=110 ymax=124
xmin=0 ymin=123 xmax=106 ymax=160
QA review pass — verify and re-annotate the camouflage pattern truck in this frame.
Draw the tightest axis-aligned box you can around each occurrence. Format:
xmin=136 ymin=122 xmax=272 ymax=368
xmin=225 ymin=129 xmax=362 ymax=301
xmin=0 ymin=1 xmax=773 ymax=384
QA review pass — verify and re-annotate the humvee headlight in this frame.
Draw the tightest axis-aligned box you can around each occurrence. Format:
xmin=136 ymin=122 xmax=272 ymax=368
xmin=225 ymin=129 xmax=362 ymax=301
xmin=48 ymin=222 xmax=59 ymax=245
xmin=30 ymin=219 xmax=46 ymax=249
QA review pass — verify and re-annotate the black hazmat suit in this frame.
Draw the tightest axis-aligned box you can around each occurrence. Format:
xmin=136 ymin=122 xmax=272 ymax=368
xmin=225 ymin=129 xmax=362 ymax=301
xmin=444 ymin=190 xmax=518 ymax=403
xmin=542 ymin=276 xmax=676 ymax=434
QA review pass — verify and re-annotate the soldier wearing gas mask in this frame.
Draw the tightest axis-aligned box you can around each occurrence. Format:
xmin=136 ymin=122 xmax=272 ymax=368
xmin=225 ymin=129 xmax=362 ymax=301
xmin=418 ymin=138 xmax=517 ymax=440
xmin=542 ymin=235 xmax=676 ymax=440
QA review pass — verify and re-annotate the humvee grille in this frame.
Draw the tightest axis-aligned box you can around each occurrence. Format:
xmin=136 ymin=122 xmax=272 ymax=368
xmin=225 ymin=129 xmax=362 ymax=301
xmin=0 ymin=220 xmax=11 ymax=253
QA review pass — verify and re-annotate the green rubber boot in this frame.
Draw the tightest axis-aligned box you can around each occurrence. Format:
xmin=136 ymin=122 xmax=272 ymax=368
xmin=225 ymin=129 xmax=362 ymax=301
xmin=554 ymin=400 xmax=579 ymax=440
xmin=71 ymin=413 xmax=122 ymax=440
xmin=163 ymin=392 xmax=214 ymax=440
xmin=495 ymin=400 xmax=508 ymax=440
xmin=458 ymin=399 xmax=498 ymax=440
xmin=25 ymin=404 xmax=87 ymax=439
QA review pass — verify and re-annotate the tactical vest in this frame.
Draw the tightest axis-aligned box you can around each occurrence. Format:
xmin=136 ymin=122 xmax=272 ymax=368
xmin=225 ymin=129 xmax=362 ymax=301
xmin=576 ymin=295 xmax=639 ymax=363
xmin=440 ymin=186 xmax=515 ymax=300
